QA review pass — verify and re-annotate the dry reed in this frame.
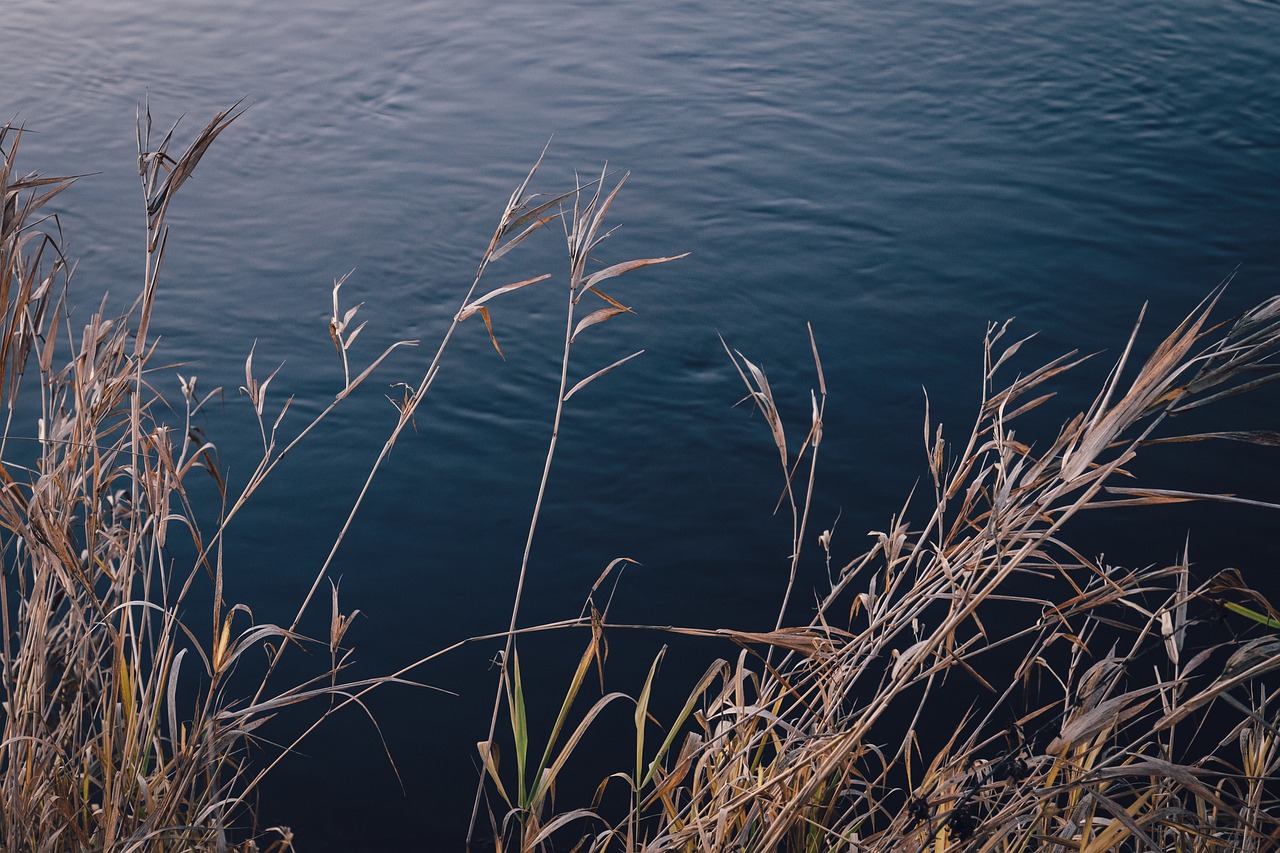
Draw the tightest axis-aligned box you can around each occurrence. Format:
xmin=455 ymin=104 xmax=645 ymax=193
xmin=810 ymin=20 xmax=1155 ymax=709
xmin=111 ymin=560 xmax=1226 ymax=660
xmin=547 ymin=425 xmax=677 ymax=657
xmin=0 ymin=104 xmax=405 ymax=852
xmin=0 ymin=105 xmax=586 ymax=851
xmin=471 ymin=286 xmax=1280 ymax=851
xmin=3 ymin=105 xmax=1278 ymax=853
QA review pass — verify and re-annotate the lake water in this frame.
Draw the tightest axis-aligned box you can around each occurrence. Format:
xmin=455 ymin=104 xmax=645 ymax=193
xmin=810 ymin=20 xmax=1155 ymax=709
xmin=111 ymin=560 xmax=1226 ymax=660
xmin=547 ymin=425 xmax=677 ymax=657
xmin=7 ymin=0 xmax=1280 ymax=847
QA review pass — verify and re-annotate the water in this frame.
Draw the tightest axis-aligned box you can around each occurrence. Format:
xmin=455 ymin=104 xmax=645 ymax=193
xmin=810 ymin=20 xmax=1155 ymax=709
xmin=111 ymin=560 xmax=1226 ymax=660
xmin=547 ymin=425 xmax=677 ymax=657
xmin=6 ymin=0 xmax=1280 ymax=846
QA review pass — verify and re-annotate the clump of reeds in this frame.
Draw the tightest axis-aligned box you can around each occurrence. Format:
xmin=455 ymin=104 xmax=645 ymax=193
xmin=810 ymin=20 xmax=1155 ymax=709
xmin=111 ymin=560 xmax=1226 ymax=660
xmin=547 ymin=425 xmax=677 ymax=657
xmin=470 ymin=280 xmax=1280 ymax=849
xmin=2 ymin=96 xmax=694 ymax=850
xmin=0 ymin=105 xmax=617 ymax=851
xmin=0 ymin=105 xmax=344 ymax=852
xmin=5 ymin=102 xmax=1279 ymax=853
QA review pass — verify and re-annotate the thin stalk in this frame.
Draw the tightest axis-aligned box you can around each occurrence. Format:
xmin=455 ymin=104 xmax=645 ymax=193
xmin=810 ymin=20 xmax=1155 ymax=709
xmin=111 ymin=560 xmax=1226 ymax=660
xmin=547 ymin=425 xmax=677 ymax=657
xmin=252 ymin=154 xmax=555 ymax=702
xmin=772 ymin=394 xmax=825 ymax=639
xmin=467 ymin=255 xmax=578 ymax=846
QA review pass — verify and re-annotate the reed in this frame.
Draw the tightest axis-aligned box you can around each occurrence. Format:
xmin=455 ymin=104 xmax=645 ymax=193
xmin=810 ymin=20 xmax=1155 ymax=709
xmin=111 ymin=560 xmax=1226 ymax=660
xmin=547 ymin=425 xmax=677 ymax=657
xmin=0 ymin=105 xmax=582 ymax=850
xmin=0 ymin=102 xmax=687 ymax=850
xmin=463 ymin=204 xmax=1280 ymax=849
xmin=3 ymin=105 xmax=1278 ymax=852
xmin=0 ymin=105 xmax=394 ymax=851
xmin=472 ymin=285 xmax=1280 ymax=851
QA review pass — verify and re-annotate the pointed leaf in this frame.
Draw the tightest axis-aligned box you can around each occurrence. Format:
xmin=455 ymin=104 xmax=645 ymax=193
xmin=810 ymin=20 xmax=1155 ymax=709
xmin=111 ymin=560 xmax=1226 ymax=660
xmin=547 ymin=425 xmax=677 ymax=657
xmin=582 ymin=287 xmax=629 ymax=310
xmin=455 ymin=274 xmax=551 ymax=321
xmin=571 ymin=306 xmax=631 ymax=343
xmin=334 ymin=340 xmax=419 ymax=402
xmin=243 ymin=343 xmax=256 ymax=394
xmin=563 ymin=350 xmax=644 ymax=401
xmin=640 ymin=660 xmax=725 ymax=789
xmin=1223 ymin=601 xmax=1280 ymax=630
xmin=738 ymin=352 xmax=787 ymax=467
xmin=490 ymin=215 xmax=559 ymax=262
xmin=255 ymin=363 xmax=282 ymax=417
xmin=343 ymin=320 xmax=368 ymax=350
xmin=635 ymin=647 xmax=666 ymax=785
xmin=808 ymin=322 xmax=826 ymax=397
xmin=339 ymin=300 xmax=361 ymax=327
xmin=583 ymin=253 xmax=689 ymax=290
xmin=477 ymin=740 xmax=512 ymax=809
xmin=528 ymin=809 xmax=605 ymax=848
xmin=533 ymin=637 xmax=600 ymax=792
xmin=476 ymin=306 xmax=504 ymax=359
xmin=1145 ymin=429 xmax=1280 ymax=447
xmin=537 ymin=692 xmax=630 ymax=804
xmin=584 ymin=175 xmax=627 ymax=248
xmin=167 ymin=649 xmax=187 ymax=749
xmin=507 ymin=651 xmax=528 ymax=805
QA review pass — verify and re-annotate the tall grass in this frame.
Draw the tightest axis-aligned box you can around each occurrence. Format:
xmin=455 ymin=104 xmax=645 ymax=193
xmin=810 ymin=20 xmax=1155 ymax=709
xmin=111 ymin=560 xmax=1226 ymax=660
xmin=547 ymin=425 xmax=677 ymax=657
xmin=472 ymin=288 xmax=1280 ymax=851
xmin=3 ymin=106 xmax=1279 ymax=852
xmin=0 ymin=105 xmax=394 ymax=851
xmin=462 ymin=225 xmax=1280 ymax=848
xmin=0 ymin=105 xmax=594 ymax=850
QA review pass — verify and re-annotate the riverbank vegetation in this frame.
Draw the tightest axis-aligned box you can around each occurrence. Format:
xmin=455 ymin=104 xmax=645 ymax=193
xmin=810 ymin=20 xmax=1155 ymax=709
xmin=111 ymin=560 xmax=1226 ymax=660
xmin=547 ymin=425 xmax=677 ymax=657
xmin=2 ymin=107 xmax=1278 ymax=851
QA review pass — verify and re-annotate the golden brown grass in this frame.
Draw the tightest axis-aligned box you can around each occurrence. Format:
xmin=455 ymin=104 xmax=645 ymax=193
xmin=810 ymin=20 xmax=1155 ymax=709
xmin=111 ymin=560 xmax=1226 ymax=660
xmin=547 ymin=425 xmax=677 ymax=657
xmin=3 ymin=104 xmax=1279 ymax=852
xmin=0 ymin=103 xmax=401 ymax=852
xmin=470 ymin=279 xmax=1280 ymax=848
xmin=0 ymin=104 xmax=587 ymax=851
xmin=0 ymin=103 xmax=683 ymax=851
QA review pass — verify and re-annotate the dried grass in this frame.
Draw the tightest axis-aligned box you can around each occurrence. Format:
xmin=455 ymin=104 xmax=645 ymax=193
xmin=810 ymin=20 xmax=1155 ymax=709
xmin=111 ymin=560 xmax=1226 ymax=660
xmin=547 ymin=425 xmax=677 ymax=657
xmin=471 ymin=285 xmax=1280 ymax=849
xmin=3 ymin=105 xmax=1278 ymax=853
xmin=0 ymin=104 xmax=408 ymax=852
xmin=0 ymin=106 xmax=587 ymax=851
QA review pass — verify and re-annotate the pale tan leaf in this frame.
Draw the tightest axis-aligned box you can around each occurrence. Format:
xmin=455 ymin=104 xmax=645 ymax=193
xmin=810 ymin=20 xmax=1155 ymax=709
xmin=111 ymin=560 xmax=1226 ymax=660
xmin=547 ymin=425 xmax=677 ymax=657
xmin=455 ymin=274 xmax=551 ymax=321
xmin=1144 ymin=430 xmax=1280 ymax=446
xmin=343 ymin=320 xmax=368 ymax=350
xmin=334 ymin=340 xmax=419 ymax=402
xmin=571 ymin=306 xmax=631 ymax=343
xmin=1102 ymin=487 xmax=1280 ymax=511
xmin=490 ymin=214 xmax=559 ymax=262
xmin=738 ymin=352 xmax=786 ymax=468
xmin=477 ymin=740 xmax=511 ymax=808
xmin=531 ymin=691 xmax=629 ymax=808
xmin=892 ymin=638 xmax=931 ymax=682
xmin=528 ymin=809 xmax=603 ymax=847
xmin=563 ymin=350 xmax=644 ymax=401
xmin=583 ymin=253 xmax=689 ymax=290
xmin=808 ymin=322 xmax=826 ymax=397
xmin=1049 ymin=692 xmax=1155 ymax=754
xmin=990 ymin=331 xmax=1037 ymax=376
xmin=341 ymin=302 xmax=362 ymax=329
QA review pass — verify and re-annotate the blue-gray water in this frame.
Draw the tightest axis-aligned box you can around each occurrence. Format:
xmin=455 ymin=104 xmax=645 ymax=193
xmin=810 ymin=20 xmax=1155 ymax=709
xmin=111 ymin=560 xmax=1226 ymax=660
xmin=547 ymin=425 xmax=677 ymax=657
xmin=7 ymin=0 xmax=1280 ymax=846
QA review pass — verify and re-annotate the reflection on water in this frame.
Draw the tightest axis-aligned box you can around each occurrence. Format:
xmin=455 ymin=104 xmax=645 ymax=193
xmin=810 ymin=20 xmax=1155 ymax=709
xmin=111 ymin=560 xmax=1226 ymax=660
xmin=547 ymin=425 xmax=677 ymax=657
xmin=7 ymin=0 xmax=1280 ymax=846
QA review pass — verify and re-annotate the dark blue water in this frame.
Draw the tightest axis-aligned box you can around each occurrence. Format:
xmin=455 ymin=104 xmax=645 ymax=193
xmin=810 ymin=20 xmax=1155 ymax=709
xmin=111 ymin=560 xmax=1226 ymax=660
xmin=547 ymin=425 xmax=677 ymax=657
xmin=7 ymin=0 xmax=1280 ymax=846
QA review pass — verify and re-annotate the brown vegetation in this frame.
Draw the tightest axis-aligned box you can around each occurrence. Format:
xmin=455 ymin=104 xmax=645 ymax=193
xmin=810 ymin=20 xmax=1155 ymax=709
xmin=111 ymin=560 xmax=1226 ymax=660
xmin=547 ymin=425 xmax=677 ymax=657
xmin=2 ymin=106 xmax=1278 ymax=852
